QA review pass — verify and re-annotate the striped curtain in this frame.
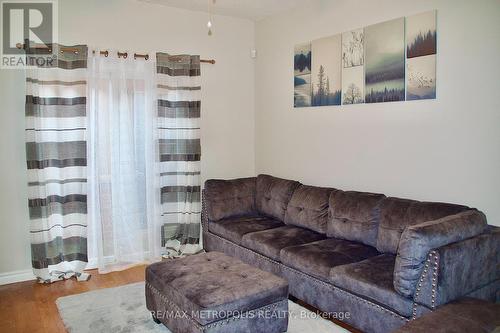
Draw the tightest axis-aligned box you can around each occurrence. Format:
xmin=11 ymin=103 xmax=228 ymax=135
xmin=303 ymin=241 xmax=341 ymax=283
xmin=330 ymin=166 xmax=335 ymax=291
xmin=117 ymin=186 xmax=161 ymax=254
xmin=25 ymin=44 xmax=90 ymax=283
xmin=156 ymin=53 xmax=202 ymax=256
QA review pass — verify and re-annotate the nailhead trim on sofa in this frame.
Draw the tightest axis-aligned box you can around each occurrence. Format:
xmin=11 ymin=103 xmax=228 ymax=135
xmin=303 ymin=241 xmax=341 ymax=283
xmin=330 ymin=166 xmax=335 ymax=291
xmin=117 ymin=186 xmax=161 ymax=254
xmin=412 ymin=250 xmax=439 ymax=319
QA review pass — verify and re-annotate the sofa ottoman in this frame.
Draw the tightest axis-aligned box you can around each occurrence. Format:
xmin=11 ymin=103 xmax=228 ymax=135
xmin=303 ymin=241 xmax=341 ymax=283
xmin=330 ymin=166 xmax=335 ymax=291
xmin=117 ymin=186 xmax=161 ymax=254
xmin=145 ymin=251 xmax=289 ymax=333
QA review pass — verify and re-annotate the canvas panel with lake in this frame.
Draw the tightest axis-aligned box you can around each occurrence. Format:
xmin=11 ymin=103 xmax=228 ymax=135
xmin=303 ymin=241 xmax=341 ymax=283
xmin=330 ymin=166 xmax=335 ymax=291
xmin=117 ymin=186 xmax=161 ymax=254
xmin=311 ymin=34 xmax=342 ymax=106
xmin=365 ymin=18 xmax=405 ymax=103
xmin=294 ymin=43 xmax=312 ymax=107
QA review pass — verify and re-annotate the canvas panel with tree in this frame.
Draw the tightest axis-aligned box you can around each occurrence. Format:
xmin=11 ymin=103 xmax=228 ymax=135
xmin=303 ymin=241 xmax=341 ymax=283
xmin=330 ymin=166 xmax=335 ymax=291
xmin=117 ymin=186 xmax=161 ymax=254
xmin=365 ymin=18 xmax=405 ymax=103
xmin=311 ymin=34 xmax=342 ymax=106
xmin=342 ymin=66 xmax=364 ymax=104
xmin=406 ymin=10 xmax=437 ymax=100
xmin=294 ymin=43 xmax=312 ymax=107
xmin=342 ymin=28 xmax=364 ymax=104
xmin=406 ymin=10 xmax=437 ymax=58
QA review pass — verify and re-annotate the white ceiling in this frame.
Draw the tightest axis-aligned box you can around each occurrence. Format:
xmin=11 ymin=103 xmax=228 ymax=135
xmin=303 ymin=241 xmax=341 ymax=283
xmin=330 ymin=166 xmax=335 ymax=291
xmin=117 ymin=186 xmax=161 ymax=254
xmin=138 ymin=0 xmax=308 ymax=21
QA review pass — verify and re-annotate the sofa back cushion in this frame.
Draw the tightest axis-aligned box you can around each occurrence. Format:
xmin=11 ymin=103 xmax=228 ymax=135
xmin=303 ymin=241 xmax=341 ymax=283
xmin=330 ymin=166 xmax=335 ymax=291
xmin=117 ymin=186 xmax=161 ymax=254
xmin=327 ymin=190 xmax=386 ymax=247
xmin=284 ymin=185 xmax=336 ymax=234
xmin=376 ymin=197 xmax=469 ymax=254
xmin=204 ymin=177 xmax=256 ymax=221
xmin=394 ymin=209 xmax=487 ymax=298
xmin=256 ymin=175 xmax=300 ymax=221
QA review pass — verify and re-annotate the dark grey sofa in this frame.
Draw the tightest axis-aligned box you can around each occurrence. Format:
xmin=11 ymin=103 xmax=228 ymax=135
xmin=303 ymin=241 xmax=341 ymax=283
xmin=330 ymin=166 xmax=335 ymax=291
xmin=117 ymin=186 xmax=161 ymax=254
xmin=202 ymin=175 xmax=500 ymax=333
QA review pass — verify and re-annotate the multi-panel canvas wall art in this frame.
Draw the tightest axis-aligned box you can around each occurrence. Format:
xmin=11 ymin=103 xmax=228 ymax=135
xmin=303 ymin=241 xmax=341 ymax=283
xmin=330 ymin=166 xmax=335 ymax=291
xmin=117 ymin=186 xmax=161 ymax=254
xmin=365 ymin=18 xmax=405 ymax=103
xmin=342 ymin=29 xmax=364 ymax=104
xmin=293 ymin=11 xmax=437 ymax=108
xmin=312 ymin=35 xmax=342 ymax=106
xmin=294 ymin=43 xmax=312 ymax=107
xmin=406 ymin=10 xmax=437 ymax=100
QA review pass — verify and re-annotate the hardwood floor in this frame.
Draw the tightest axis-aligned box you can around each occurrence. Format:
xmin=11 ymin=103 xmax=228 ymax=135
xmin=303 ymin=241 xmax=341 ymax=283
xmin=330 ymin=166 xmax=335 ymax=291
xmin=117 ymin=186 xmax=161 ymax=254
xmin=0 ymin=265 xmax=360 ymax=333
xmin=0 ymin=265 xmax=146 ymax=333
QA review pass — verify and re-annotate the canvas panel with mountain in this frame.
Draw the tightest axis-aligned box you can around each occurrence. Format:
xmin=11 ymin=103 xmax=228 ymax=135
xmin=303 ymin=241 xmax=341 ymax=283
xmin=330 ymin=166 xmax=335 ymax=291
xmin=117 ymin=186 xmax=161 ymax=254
xmin=294 ymin=43 xmax=312 ymax=107
xmin=311 ymin=34 xmax=342 ymax=106
xmin=365 ymin=17 xmax=405 ymax=103
xmin=342 ymin=28 xmax=364 ymax=104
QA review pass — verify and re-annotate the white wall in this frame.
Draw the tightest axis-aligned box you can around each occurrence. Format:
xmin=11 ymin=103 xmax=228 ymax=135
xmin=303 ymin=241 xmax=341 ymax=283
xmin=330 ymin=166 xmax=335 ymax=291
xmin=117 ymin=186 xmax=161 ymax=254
xmin=0 ymin=70 xmax=32 ymax=277
xmin=255 ymin=0 xmax=500 ymax=226
xmin=0 ymin=0 xmax=255 ymax=276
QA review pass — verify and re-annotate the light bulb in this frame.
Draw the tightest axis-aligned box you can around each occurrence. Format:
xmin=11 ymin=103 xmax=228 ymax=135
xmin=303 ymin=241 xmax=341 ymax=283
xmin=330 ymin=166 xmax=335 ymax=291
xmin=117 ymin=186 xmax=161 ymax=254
xmin=207 ymin=20 xmax=212 ymax=28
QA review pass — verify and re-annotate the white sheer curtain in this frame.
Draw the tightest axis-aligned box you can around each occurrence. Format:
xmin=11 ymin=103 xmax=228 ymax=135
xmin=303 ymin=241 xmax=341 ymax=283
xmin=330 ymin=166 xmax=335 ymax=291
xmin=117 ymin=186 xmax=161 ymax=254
xmin=87 ymin=53 xmax=162 ymax=273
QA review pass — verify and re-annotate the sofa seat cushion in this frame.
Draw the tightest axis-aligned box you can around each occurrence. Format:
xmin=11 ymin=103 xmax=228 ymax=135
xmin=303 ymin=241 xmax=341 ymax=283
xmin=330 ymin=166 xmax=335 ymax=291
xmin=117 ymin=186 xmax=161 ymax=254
xmin=280 ymin=238 xmax=380 ymax=281
xmin=241 ymin=226 xmax=325 ymax=261
xmin=256 ymin=174 xmax=300 ymax=221
xmin=146 ymin=251 xmax=289 ymax=326
xmin=330 ymin=254 xmax=414 ymax=317
xmin=208 ymin=215 xmax=284 ymax=245
xmin=204 ymin=177 xmax=256 ymax=221
xmin=284 ymin=185 xmax=336 ymax=234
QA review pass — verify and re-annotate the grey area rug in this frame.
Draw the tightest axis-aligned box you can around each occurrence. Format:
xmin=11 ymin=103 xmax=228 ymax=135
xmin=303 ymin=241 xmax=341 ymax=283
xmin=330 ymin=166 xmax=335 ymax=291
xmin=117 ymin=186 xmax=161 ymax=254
xmin=56 ymin=282 xmax=348 ymax=333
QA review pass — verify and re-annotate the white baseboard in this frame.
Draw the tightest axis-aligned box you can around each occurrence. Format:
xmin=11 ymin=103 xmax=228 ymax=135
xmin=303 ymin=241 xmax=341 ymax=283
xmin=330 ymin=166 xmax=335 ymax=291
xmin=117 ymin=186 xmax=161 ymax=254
xmin=0 ymin=269 xmax=36 ymax=286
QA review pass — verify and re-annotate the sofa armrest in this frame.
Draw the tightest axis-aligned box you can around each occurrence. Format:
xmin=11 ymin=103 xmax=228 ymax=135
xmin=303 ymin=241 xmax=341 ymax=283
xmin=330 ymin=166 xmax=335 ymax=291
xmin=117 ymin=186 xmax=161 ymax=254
xmin=394 ymin=210 xmax=487 ymax=298
xmin=204 ymin=177 xmax=257 ymax=222
xmin=414 ymin=226 xmax=500 ymax=310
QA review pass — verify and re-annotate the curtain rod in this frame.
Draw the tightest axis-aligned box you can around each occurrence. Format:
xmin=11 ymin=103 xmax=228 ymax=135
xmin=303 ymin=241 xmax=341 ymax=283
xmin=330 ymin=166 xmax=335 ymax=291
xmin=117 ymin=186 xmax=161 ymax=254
xmin=15 ymin=43 xmax=216 ymax=64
